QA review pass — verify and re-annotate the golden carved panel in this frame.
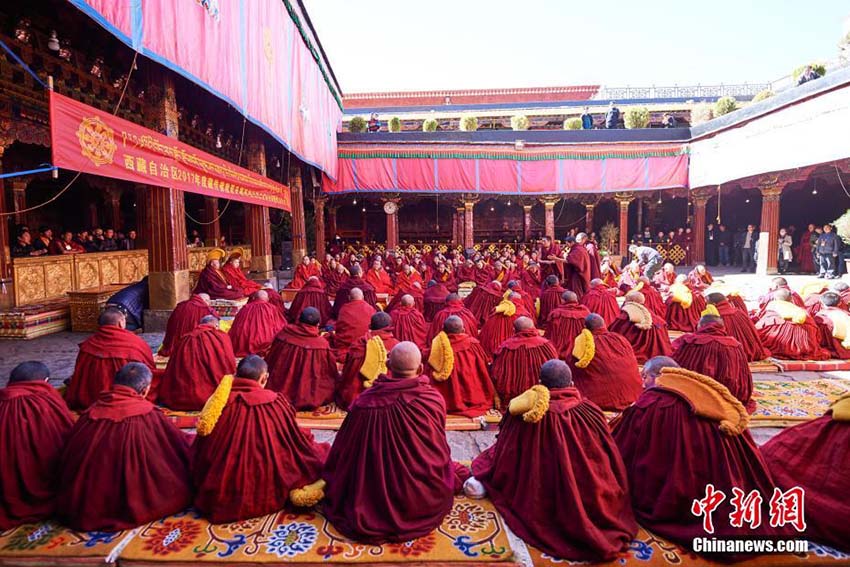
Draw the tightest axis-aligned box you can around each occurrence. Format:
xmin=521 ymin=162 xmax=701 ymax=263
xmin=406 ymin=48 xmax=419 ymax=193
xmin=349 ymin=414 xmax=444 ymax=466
xmin=120 ymin=254 xmax=148 ymax=283
xmin=76 ymin=258 xmax=101 ymax=290
xmin=100 ymin=257 xmax=120 ymax=285
xmin=188 ymin=249 xmax=206 ymax=272
xmin=45 ymin=261 xmax=73 ymax=299
xmin=14 ymin=264 xmax=46 ymax=306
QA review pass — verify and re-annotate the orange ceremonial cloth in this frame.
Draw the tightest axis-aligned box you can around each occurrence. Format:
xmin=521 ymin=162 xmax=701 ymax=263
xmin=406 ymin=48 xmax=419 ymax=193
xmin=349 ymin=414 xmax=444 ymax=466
xmin=580 ymin=285 xmax=619 ymax=326
xmin=158 ymin=294 xmax=218 ymax=357
xmin=291 ymin=261 xmax=322 ymax=290
xmin=266 ymin=323 xmax=339 ymax=410
xmin=538 ymin=284 xmax=565 ymax=326
xmin=715 ymin=297 xmax=771 ymax=362
xmin=365 ymin=268 xmax=394 ymax=294
xmin=338 ymin=329 xmax=400 ymax=410
xmin=755 ymin=308 xmax=829 ymax=360
xmin=427 ymin=299 xmax=478 ymax=344
xmin=609 ymin=310 xmax=672 ymax=364
xmin=569 ymin=327 xmax=642 ymax=411
xmin=65 ymin=325 xmax=157 ymax=410
xmin=332 ymin=299 xmax=377 ymax=361
xmin=427 ymin=332 xmax=495 ymax=417
xmin=228 ymin=298 xmax=287 ymax=358
xmin=491 ymin=329 xmax=558 ymax=410
xmin=544 ymin=302 xmax=591 ymax=360
xmin=286 ymin=277 xmax=332 ymax=324
xmin=194 ymin=264 xmax=244 ymax=300
xmin=390 ymin=305 xmax=427 ymax=349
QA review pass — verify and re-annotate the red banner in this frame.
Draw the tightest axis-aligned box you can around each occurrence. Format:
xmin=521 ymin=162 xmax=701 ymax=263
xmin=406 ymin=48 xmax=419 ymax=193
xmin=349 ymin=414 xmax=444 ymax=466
xmin=49 ymin=92 xmax=290 ymax=211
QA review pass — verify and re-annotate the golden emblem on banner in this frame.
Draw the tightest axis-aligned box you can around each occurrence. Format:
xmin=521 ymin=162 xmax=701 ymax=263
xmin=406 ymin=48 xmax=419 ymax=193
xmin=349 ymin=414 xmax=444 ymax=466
xmin=76 ymin=116 xmax=116 ymax=167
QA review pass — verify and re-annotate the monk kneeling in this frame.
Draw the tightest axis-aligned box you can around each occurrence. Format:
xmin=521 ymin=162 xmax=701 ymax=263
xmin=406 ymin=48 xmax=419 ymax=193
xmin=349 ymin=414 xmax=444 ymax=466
xmin=755 ymin=288 xmax=828 ymax=360
xmin=332 ymin=288 xmax=377 ymax=362
xmin=159 ymin=293 xmax=216 ymax=357
xmin=491 ymin=316 xmax=558 ymax=410
xmin=57 ymin=363 xmax=192 ymax=531
xmin=813 ymin=292 xmax=850 ymax=359
xmin=609 ymin=291 xmax=672 ymax=364
xmin=467 ymin=360 xmax=637 ymax=561
xmin=229 ymin=290 xmax=287 ymax=357
xmin=390 ymin=294 xmax=427 ymax=349
xmin=192 ymin=356 xmax=329 ymax=523
xmin=544 ymin=291 xmax=590 ymax=360
xmin=705 ymin=292 xmax=770 ymax=362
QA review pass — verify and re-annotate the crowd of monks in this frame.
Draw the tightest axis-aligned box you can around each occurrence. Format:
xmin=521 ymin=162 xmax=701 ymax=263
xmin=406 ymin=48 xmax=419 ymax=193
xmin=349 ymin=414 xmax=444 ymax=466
xmin=2 ymin=240 xmax=850 ymax=563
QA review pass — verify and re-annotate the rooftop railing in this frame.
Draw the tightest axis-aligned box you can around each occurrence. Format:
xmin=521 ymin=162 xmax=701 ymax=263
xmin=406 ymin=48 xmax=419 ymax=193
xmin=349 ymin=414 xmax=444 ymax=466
xmin=593 ymin=83 xmax=771 ymax=101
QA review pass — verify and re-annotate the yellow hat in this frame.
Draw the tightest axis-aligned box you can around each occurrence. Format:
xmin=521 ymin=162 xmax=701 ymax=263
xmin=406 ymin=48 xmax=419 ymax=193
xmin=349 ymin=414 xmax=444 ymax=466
xmin=207 ymin=248 xmax=227 ymax=263
xmin=226 ymin=247 xmax=245 ymax=263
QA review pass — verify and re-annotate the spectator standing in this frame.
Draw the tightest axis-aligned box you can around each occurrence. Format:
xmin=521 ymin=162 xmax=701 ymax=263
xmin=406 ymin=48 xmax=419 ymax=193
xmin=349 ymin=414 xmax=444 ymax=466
xmin=817 ymin=224 xmax=841 ymax=279
xmin=580 ymin=107 xmax=594 ymax=129
xmin=777 ymin=228 xmax=793 ymax=274
xmin=737 ymin=224 xmax=756 ymax=273
xmin=605 ymin=102 xmax=620 ymax=129
xmin=662 ymin=113 xmax=677 ymax=128
xmin=796 ymin=65 xmax=821 ymax=87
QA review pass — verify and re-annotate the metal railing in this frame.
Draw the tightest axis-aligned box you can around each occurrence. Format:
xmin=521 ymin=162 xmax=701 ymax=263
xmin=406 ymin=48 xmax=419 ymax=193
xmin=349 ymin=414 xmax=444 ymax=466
xmin=593 ymin=83 xmax=771 ymax=101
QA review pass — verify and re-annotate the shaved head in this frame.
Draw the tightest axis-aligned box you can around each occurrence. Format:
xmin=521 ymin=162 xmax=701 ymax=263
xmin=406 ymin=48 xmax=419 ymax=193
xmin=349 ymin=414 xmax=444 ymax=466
xmin=443 ymin=315 xmax=464 ymax=335
xmin=643 ymin=356 xmax=678 ymax=388
xmin=540 ymin=359 xmax=572 ymax=389
xmin=590 ymin=278 xmax=604 ymax=288
xmin=299 ymin=306 xmax=321 ymax=326
xmin=401 ymin=294 xmax=415 ymax=307
xmin=545 ymin=274 xmax=559 ymax=287
xmin=774 ymin=288 xmax=792 ymax=302
xmin=513 ymin=316 xmax=534 ymax=332
xmin=507 ymin=292 xmax=521 ymax=302
xmin=253 ymin=289 xmax=269 ymax=302
xmin=98 ymin=307 xmax=126 ymax=328
xmin=832 ymin=281 xmax=850 ymax=292
xmin=624 ymin=291 xmax=645 ymax=304
xmin=370 ymin=311 xmax=392 ymax=330
xmin=350 ymin=265 xmax=362 ymax=277
xmin=349 ymin=287 xmax=364 ymax=301
xmin=585 ymin=313 xmax=605 ymax=331
xmin=822 ymin=292 xmax=841 ymax=308
xmin=9 ymin=361 xmax=50 ymax=383
xmin=388 ymin=341 xmax=422 ymax=377
xmin=698 ymin=314 xmax=724 ymax=329
xmin=561 ymin=290 xmax=578 ymax=303
xmin=236 ymin=354 xmax=268 ymax=381
xmin=114 ymin=362 xmax=152 ymax=394
xmin=706 ymin=292 xmax=726 ymax=305
xmin=771 ymin=277 xmax=788 ymax=289
xmin=196 ymin=293 xmax=211 ymax=304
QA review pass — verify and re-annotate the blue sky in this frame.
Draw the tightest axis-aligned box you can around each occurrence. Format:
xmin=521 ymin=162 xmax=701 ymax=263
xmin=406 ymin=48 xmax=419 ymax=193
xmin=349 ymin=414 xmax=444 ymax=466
xmin=304 ymin=0 xmax=849 ymax=94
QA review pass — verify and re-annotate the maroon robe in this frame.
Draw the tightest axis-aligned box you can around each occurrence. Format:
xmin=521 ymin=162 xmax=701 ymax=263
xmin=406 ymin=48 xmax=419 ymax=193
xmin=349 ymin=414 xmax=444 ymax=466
xmin=755 ymin=309 xmax=829 ymax=360
xmin=569 ymin=328 xmax=642 ymax=411
xmin=472 ymin=388 xmax=636 ymax=561
xmin=0 ymin=382 xmax=74 ymax=529
xmin=427 ymin=300 xmax=479 ymax=344
xmin=390 ymin=305 xmax=427 ymax=349
xmin=464 ymin=282 xmax=503 ymax=324
xmin=814 ymin=307 xmax=850 ymax=359
xmin=715 ymin=298 xmax=771 ymax=362
xmin=229 ymin=299 xmax=287 ymax=357
xmin=332 ymin=299 xmax=377 ymax=360
xmin=266 ymin=323 xmax=339 ymax=410
xmin=321 ymin=373 xmax=458 ymax=543
xmin=671 ymin=323 xmax=754 ymax=412
xmin=756 ymin=287 xmax=805 ymax=319
xmin=580 ymin=285 xmax=620 ymax=326
xmin=384 ymin=285 xmax=424 ymax=314
xmin=322 ymin=267 xmax=347 ymax=296
xmin=762 ymin=413 xmax=850 ymax=552
xmin=491 ymin=329 xmax=559 ymax=410
xmin=520 ymin=269 xmax=542 ymax=299
xmin=538 ymin=243 xmax=563 ymax=280
xmin=365 ymin=268 xmax=394 ymax=295
xmin=728 ymin=294 xmax=749 ymax=313
xmin=510 ymin=284 xmax=537 ymax=322
xmin=222 ymin=263 xmax=262 ymax=296
xmin=472 ymin=265 xmax=495 ymax=285
xmin=585 ymin=241 xmax=602 ymax=281
xmin=479 ymin=305 xmax=529 ymax=357
xmin=158 ymin=326 xmax=236 ymax=411
xmin=331 ymin=276 xmax=378 ymax=319
xmin=57 ymin=386 xmax=192 ymax=531
xmin=193 ymin=264 xmax=244 ymax=300
xmin=338 ymin=329 xmax=400 ymax=409
xmin=192 ymin=378 xmax=329 ymax=523
xmin=641 ymin=283 xmax=666 ymax=320
xmin=287 ymin=278 xmax=332 ymax=324
xmin=563 ymin=244 xmax=591 ymax=299
xmin=652 ymin=270 xmax=677 ymax=296
xmin=66 ymin=325 xmax=157 ymax=410
xmin=538 ymin=284 xmax=565 ymax=326
xmin=158 ymin=295 xmax=218 ymax=357
xmin=291 ymin=262 xmax=322 ymax=290
xmin=428 ymin=333 xmax=494 ymax=417
xmin=664 ymin=292 xmax=706 ymax=333
xmin=609 ymin=310 xmax=672 ymax=364
xmin=544 ymin=302 xmax=591 ymax=360
xmin=423 ymin=283 xmax=450 ymax=321
xmin=686 ymin=268 xmax=713 ymax=292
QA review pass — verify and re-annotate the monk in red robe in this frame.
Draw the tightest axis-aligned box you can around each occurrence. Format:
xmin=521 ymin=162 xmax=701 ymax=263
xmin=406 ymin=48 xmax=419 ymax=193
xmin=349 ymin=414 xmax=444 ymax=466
xmin=614 ymin=358 xmax=784 ymax=560
xmin=385 ymin=281 xmax=424 ymax=314
xmin=672 ymin=314 xmax=754 ymax=412
xmin=664 ymin=275 xmax=705 ymax=332
xmin=755 ymin=288 xmax=829 ymax=360
xmin=520 ymin=262 xmax=543 ymax=299
xmin=557 ymin=235 xmax=591 ymax=299
xmin=266 ymin=307 xmax=339 ymax=410
xmin=456 ymin=259 xmax=476 ymax=283
xmin=193 ymin=248 xmax=244 ymax=300
xmin=427 ymin=293 xmax=478 ymax=344
xmin=756 ymin=277 xmax=805 ymax=318
xmin=506 ymin=280 xmax=537 ymax=322
xmin=569 ymin=314 xmax=642 ymax=411
xmin=467 ymin=359 xmax=637 ymax=561
xmin=639 ymin=276 xmax=667 ymax=319
xmin=582 ymin=234 xmax=603 ymax=281
xmin=390 ymin=294 xmax=427 ymax=349
xmin=472 ymin=258 xmax=495 ymax=285
xmin=287 ymin=276 xmax=332 ymax=324
xmin=761 ymin=395 xmax=850 ymax=552
xmin=706 ymin=292 xmax=771 ymax=362
xmin=331 ymin=265 xmax=377 ymax=319
xmin=291 ymin=255 xmax=322 ymax=290
xmin=338 ymin=312 xmax=399 ymax=409
xmin=323 ymin=259 xmax=348 ymax=296
xmin=538 ymin=236 xmax=563 ymax=281
xmin=609 ymin=291 xmax=672 ymax=364
xmin=544 ymin=291 xmax=590 ymax=360
xmin=833 ymin=280 xmax=850 ymax=306
xmin=581 ymin=279 xmax=620 ymax=326
xmin=652 ymin=263 xmax=677 ymax=296
xmin=538 ymin=275 xmax=566 ymax=326
xmin=57 ymin=363 xmax=192 ymax=531
xmin=464 ymin=280 xmax=503 ymax=324
xmin=433 ymin=263 xmax=455 ymax=292
xmin=600 ymin=261 xmax=619 ymax=290
xmin=65 ymin=308 xmax=157 ymax=410
xmin=394 ymin=263 xmax=423 ymax=293
xmin=365 ymin=259 xmax=394 ymax=294
xmin=331 ymin=288 xmax=377 ymax=361
xmin=479 ymin=293 xmax=529 ymax=357
xmin=158 ymin=293 xmax=217 ymax=357
xmin=222 ymin=248 xmax=286 ymax=314
xmin=423 ymin=280 xmax=450 ymax=321
xmin=803 ymin=282 xmax=832 ymax=317
xmin=321 ymin=342 xmax=465 ymax=543
xmin=813 ymin=292 xmax=850 ymax=359
xmin=686 ymin=264 xmax=713 ymax=292
xmin=617 ymin=261 xmax=642 ymax=295
xmin=158 ymin=315 xmax=236 ymax=411
xmin=426 ymin=315 xmax=494 ymax=416
xmin=492 ymin=316 xmax=558 ymax=410
xmin=228 ymin=290 xmax=287 ymax=357
xmin=0 ymin=362 xmax=74 ymax=529
xmin=192 ymin=356 xmax=329 ymax=523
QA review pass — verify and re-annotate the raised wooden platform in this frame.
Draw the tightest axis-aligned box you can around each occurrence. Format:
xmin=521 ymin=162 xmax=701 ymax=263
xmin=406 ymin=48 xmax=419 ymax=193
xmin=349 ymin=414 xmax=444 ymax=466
xmin=0 ymin=300 xmax=70 ymax=340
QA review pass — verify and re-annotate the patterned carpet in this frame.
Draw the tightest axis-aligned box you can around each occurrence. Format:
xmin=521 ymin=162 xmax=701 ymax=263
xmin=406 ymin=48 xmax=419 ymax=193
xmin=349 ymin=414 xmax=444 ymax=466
xmin=749 ymin=379 xmax=850 ymax=427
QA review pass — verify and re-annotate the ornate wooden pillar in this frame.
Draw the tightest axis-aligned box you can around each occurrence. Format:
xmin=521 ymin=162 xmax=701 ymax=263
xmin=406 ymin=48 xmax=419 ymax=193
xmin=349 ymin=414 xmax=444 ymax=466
xmin=463 ymin=199 xmax=475 ymax=249
xmin=691 ymin=188 xmax=712 ymax=264
xmin=383 ymin=198 xmax=400 ymax=250
xmin=327 ymin=205 xmax=338 ymax=241
xmin=105 ymin=187 xmax=122 ymax=230
xmin=456 ymin=206 xmax=465 ymax=246
xmin=759 ymin=182 xmax=784 ymax=275
xmin=314 ymin=196 xmax=326 ymax=258
xmin=10 ymin=178 xmax=27 ymax=226
xmin=579 ymin=196 xmax=597 ymax=234
xmin=541 ymin=197 xmax=558 ymax=240
xmin=202 ymin=196 xmax=221 ymax=246
xmin=289 ymin=165 xmax=307 ymax=265
xmin=0 ymin=149 xmax=14 ymax=309
xmin=614 ymin=192 xmax=635 ymax=256
xmin=522 ymin=204 xmax=533 ymax=242
xmin=245 ymin=136 xmax=273 ymax=276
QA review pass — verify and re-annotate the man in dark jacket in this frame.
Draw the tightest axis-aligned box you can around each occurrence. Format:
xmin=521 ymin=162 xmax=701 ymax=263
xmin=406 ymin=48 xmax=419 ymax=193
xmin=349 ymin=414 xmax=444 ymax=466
xmin=735 ymin=225 xmax=757 ymax=273
xmin=716 ymin=225 xmax=732 ymax=266
xmin=605 ymin=102 xmax=620 ymax=129
xmin=817 ymin=224 xmax=841 ymax=279
xmin=580 ymin=107 xmax=594 ymax=129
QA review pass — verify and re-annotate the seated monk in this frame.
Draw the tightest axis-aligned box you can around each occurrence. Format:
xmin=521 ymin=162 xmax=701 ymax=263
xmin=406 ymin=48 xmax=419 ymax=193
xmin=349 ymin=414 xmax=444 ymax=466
xmin=287 ymin=276 xmax=332 ymax=325
xmin=427 ymin=293 xmax=478 ymax=344
xmin=833 ymin=280 xmax=850 ymax=306
xmin=761 ymin=394 xmax=850 ymax=552
xmin=600 ymin=260 xmax=619 ymax=290
xmin=580 ymin=279 xmax=619 ymax=326
xmin=0 ymin=362 xmax=74 ymax=529
xmin=617 ymin=261 xmax=642 ymax=295
xmin=706 ymin=292 xmax=771 ymax=362
xmin=652 ymin=263 xmax=677 ymax=296
xmin=520 ymin=262 xmax=542 ymax=299
xmin=638 ymin=277 xmax=666 ymax=319
xmin=394 ymin=263 xmax=424 ymax=294
xmin=291 ymin=255 xmax=322 ymax=290
xmin=755 ymin=288 xmax=829 ymax=360
xmin=331 ymin=265 xmax=378 ymax=320
xmin=65 ymin=308 xmax=157 ymax=410
xmin=365 ymin=259 xmax=394 ymax=295
xmin=57 ymin=363 xmax=191 ymax=531
xmin=672 ymin=313 xmax=754 ymax=412
xmin=321 ymin=342 xmax=467 ymax=543
xmin=464 ymin=280 xmax=503 ymax=324
xmin=613 ymin=358 xmax=784 ymax=559
xmin=426 ymin=315 xmax=494 ymax=416
xmin=228 ymin=290 xmax=287 ymax=358
xmin=323 ymin=259 xmax=348 ymax=296
xmin=222 ymin=249 xmax=286 ymax=314
xmin=472 ymin=258 xmax=495 ymax=285
xmin=686 ymin=264 xmax=713 ymax=292
xmin=506 ymin=280 xmax=537 ymax=323
xmin=390 ymin=294 xmax=427 ymax=349
xmin=813 ymin=292 xmax=850 ymax=359
xmin=158 ymin=293 xmax=217 ymax=357
xmin=466 ymin=360 xmax=637 ymax=562
xmin=266 ymin=307 xmax=339 ymax=410
xmin=193 ymin=248 xmax=244 ymax=300
xmin=192 ymin=356 xmax=329 ymax=523
xmin=802 ymin=281 xmax=832 ymax=317
xmin=492 ymin=316 xmax=558 ymax=410
xmin=158 ymin=315 xmax=236 ymax=411
xmin=385 ymin=281 xmax=423 ymax=314
xmin=338 ymin=312 xmax=399 ymax=409
xmin=331 ymin=288 xmax=377 ymax=361
xmin=479 ymin=293 xmax=530 ymax=357
xmin=569 ymin=314 xmax=642 ymax=411
xmin=756 ymin=277 xmax=805 ymax=319
xmin=664 ymin=275 xmax=706 ymax=332
xmin=538 ymin=275 xmax=566 ymax=326
xmin=544 ymin=291 xmax=590 ymax=360
xmin=423 ymin=280 xmax=450 ymax=322
xmin=609 ymin=291 xmax=672 ymax=364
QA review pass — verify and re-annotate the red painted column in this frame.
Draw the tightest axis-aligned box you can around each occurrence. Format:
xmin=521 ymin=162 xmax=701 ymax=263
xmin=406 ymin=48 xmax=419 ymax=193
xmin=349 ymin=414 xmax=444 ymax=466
xmin=463 ymin=201 xmax=474 ymax=249
xmin=314 ymin=196 xmax=326 ymax=259
xmin=760 ymin=184 xmax=783 ymax=274
xmin=384 ymin=199 xmax=400 ymax=250
xmin=245 ymin=136 xmax=273 ymax=276
xmin=290 ymin=166 xmax=307 ymax=265
xmin=584 ymin=203 xmax=595 ymax=234
xmin=615 ymin=193 xmax=634 ymax=256
xmin=691 ymin=190 xmax=711 ymax=264
xmin=542 ymin=199 xmax=556 ymax=239
xmin=455 ymin=207 xmax=465 ymax=246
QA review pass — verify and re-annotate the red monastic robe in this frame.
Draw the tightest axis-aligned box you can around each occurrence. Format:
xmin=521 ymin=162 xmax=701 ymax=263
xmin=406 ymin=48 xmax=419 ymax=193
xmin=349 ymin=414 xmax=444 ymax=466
xmin=544 ymin=302 xmax=591 ymax=360
xmin=520 ymin=269 xmax=542 ymax=299
xmin=266 ymin=323 xmax=339 ymax=410
xmin=427 ymin=300 xmax=479 ymax=344
xmin=394 ymin=270 xmax=423 ymax=293
xmin=291 ymin=262 xmax=322 ymax=290
xmin=538 ymin=284 xmax=565 ymax=326
xmin=193 ymin=264 xmax=244 ymax=300
xmin=756 ymin=287 xmax=805 ymax=318
xmin=332 ymin=299 xmax=377 ymax=361
xmin=331 ymin=276 xmax=378 ymax=319
xmin=580 ymin=285 xmax=620 ymax=326
xmin=641 ymin=283 xmax=667 ymax=320
xmin=423 ymin=283 xmax=450 ymax=321
xmin=609 ymin=309 xmax=672 ymax=364
xmin=322 ymin=267 xmax=348 ymax=296
xmin=57 ymin=386 xmax=192 ymax=531
xmin=491 ymin=329 xmax=559 ymax=410
xmin=365 ymin=268 xmax=394 ymax=295
xmin=569 ymin=328 xmax=642 ymax=411
xmin=686 ymin=268 xmax=713 ymax=292
xmin=428 ymin=333 xmax=494 ymax=417
xmin=228 ymin=299 xmax=287 ymax=357
xmin=287 ymin=278 xmax=332 ymax=324
xmin=479 ymin=304 xmax=529 ymax=357
xmin=539 ymin=244 xmax=563 ymax=280
xmin=755 ymin=309 xmax=829 ymax=360
xmin=464 ymin=282 xmax=503 ymax=323
xmin=390 ymin=305 xmax=427 ymax=349
xmin=192 ymin=379 xmax=329 ymax=523
xmin=563 ymin=244 xmax=591 ymax=299
xmin=814 ymin=307 xmax=850 ymax=359
xmin=222 ymin=263 xmax=262 ymax=295
xmin=0 ymin=382 xmax=74 ymax=529
xmin=585 ymin=241 xmax=602 ymax=281
xmin=338 ymin=329 xmax=400 ymax=409
xmin=158 ymin=326 xmax=236 ymax=411
xmin=714 ymin=298 xmax=771 ymax=362
xmin=472 ymin=388 xmax=637 ymax=561
xmin=384 ymin=285 xmax=424 ymax=314
xmin=652 ymin=270 xmax=677 ymax=296
xmin=665 ymin=292 xmax=706 ymax=332
xmin=158 ymin=295 xmax=218 ymax=357
xmin=66 ymin=325 xmax=157 ymax=410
